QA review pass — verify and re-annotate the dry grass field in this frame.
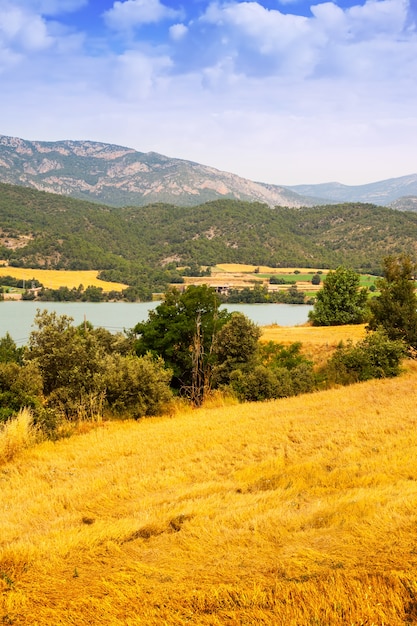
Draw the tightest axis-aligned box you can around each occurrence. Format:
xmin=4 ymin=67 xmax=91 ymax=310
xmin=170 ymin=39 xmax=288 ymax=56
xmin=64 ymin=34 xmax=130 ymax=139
xmin=1 ymin=354 xmax=417 ymax=624
xmin=0 ymin=267 xmax=127 ymax=292
xmin=261 ymin=324 xmax=368 ymax=365
xmin=216 ymin=264 xmax=328 ymax=275
xmin=183 ymin=264 xmax=327 ymax=292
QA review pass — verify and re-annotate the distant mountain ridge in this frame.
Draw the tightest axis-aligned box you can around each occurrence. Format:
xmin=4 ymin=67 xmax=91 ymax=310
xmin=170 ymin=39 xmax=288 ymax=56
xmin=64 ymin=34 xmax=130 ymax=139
xmin=287 ymin=175 xmax=417 ymax=208
xmin=0 ymin=134 xmax=415 ymax=209
xmin=0 ymin=134 xmax=316 ymax=208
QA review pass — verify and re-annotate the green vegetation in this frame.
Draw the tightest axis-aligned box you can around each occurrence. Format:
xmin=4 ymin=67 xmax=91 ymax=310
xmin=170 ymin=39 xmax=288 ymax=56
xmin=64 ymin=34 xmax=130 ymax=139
xmin=2 ymin=183 xmax=417 ymax=295
xmin=134 ymin=286 xmax=250 ymax=406
xmin=308 ymin=266 xmax=369 ymax=326
xmin=0 ymin=307 xmax=408 ymax=439
xmin=223 ymin=284 xmax=308 ymax=304
xmin=5 ymin=310 xmax=173 ymax=426
xmin=320 ymin=330 xmax=407 ymax=386
xmin=368 ymin=254 xmax=417 ymax=351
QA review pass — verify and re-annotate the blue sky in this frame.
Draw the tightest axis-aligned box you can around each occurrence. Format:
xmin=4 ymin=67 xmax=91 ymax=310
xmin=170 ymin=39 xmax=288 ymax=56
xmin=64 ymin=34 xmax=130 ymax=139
xmin=0 ymin=0 xmax=416 ymax=185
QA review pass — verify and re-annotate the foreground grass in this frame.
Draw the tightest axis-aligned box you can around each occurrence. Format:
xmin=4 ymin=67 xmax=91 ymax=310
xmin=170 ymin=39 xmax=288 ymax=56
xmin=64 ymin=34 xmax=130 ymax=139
xmin=0 ymin=267 xmax=127 ymax=292
xmin=2 ymin=363 xmax=417 ymax=625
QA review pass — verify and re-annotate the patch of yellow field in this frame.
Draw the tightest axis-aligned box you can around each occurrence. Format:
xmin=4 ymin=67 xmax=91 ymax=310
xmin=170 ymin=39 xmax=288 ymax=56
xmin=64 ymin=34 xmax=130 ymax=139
xmin=0 ymin=267 xmax=128 ymax=292
xmin=261 ymin=323 xmax=367 ymax=345
xmin=216 ymin=263 xmax=329 ymax=274
xmin=261 ymin=323 xmax=368 ymax=366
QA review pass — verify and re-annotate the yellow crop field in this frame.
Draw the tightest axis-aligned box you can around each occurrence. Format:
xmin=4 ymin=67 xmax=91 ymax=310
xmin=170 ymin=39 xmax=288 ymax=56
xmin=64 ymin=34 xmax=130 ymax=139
xmin=2 ymin=362 xmax=417 ymax=624
xmin=261 ymin=323 xmax=368 ymax=345
xmin=261 ymin=324 xmax=368 ymax=365
xmin=0 ymin=267 xmax=128 ymax=291
xmin=216 ymin=263 xmax=329 ymax=274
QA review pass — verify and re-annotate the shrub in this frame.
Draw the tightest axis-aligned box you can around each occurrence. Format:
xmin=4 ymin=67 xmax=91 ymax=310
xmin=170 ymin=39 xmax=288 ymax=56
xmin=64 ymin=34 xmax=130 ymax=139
xmin=100 ymin=354 xmax=173 ymax=418
xmin=0 ymin=362 xmax=43 ymax=423
xmin=321 ymin=330 xmax=407 ymax=386
xmin=229 ymin=363 xmax=315 ymax=402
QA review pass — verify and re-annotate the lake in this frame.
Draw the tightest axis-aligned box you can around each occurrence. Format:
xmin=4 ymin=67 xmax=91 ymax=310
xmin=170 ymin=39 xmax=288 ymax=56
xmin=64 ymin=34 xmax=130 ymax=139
xmin=0 ymin=301 xmax=313 ymax=345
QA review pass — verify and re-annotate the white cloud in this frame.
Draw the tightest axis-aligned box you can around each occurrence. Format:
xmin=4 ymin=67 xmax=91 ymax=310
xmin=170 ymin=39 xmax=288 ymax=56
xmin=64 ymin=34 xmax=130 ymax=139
xmin=197 ymin=0 xmax=416 ymax=82
xmin=104 ymin=0 xmax=180 ymax=31
xmin=108 ymin=50 xmax=172 ymax=99
xmin=0 ymin=0 xmax=416 ymax=186
xmin=0 ymin=3 xmax=54 ymax=53
xmin=169 ymin=23 xmax=188 ymax=41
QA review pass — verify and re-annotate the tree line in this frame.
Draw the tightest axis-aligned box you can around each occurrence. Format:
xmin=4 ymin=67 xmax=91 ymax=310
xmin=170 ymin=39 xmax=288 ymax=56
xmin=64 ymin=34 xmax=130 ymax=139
xmin=2 ymin=182 xmax=417 ymax=294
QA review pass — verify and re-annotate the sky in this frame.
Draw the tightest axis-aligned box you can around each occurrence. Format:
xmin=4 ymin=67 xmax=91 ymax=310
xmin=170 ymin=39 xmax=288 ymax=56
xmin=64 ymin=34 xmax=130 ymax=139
xmin=0 ymin=0 xmax=416 ymax=186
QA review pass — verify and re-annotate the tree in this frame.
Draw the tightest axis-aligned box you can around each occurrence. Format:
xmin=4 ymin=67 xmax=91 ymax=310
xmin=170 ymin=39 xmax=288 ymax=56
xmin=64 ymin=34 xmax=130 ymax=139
xmin=308 ymin=266 xmax=368 ymax=326
xmin=213 ymin=312 xmax=261 ymax=385
xmin=134 ymin=286 xmax=230 ymax=405
xmin=25 ymin=310 xmax=106 ymax=416
xmin=0 ymin=361 xmax=43 ymax=422
xmin=0 ymin=333 xmax=23 ymax=364
xmin=367 ymin=255 xmax=417 ymax=351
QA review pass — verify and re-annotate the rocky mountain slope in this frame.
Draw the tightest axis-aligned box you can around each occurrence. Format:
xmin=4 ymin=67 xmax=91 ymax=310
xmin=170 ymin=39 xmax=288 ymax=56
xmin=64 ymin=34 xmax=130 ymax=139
xmin=0 ymin=134 xmax=316 ymax=208
xmin=1 ymin=134 xmax=415 ymax=209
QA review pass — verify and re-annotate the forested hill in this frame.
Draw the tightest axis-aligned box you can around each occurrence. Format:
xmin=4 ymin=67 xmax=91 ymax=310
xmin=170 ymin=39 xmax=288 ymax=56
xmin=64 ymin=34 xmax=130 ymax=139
xmin=1 ymin=182 xmax=417 ymax=294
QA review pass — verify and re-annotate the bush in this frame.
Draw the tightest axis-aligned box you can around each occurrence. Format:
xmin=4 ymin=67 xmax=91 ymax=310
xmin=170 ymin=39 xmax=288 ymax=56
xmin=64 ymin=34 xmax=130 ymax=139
xmin=100 ymin=354 xmax=173 ymax=418
xmin=229 ymin=362 xmax=316 ymax=402
xmin=0 ymin=361 xmax=43 ymax=423
xmin=321 ymin=330 xmax=407 ymax=386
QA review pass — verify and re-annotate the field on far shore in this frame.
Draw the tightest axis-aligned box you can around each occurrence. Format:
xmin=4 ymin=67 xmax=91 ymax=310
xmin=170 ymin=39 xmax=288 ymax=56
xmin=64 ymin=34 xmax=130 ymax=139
xmin=0 ymin=267 xmax=128 ymax=292
xmin=215 ymin=264 xmax=328 ymax=274
xmin=261 ymin=323 xmax=368 ymax=365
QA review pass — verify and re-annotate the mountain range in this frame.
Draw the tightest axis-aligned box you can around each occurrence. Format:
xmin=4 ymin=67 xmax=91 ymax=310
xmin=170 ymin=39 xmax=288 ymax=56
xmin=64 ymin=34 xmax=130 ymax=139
xmin=0 ymin=134 xmax=415 ymax=209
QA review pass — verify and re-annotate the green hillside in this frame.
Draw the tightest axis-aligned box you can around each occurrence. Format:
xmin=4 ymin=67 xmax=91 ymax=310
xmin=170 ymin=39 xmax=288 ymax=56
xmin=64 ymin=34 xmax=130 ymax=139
xmin=1 ymin=182 xmax=417 ymax=295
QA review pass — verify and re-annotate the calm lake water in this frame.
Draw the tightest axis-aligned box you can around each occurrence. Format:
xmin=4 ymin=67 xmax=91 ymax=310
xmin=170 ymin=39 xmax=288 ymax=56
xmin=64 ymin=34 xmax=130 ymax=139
xmin=0 ymin=301 xmax=313 ymax=345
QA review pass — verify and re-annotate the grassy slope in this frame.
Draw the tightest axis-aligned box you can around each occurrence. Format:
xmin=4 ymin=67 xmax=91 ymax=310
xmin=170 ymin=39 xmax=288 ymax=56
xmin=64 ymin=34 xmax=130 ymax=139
xmin=2 ymin=360 xmax=417 ymax=624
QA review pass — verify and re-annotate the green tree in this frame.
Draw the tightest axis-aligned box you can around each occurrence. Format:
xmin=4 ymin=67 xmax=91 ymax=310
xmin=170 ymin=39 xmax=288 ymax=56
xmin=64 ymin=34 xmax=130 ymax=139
xmin=134 ymin=286 xmax=231 ymax=405
xmin=25 ymin=310 xmax=106 ymax=417
xmin=367 ymin=255 xmax=417 ymax=351
xmin=0 ymin=361 xmax=43 ymax=422
xmin=0 ymin=333 xmax=24 ymax=364
xmin=308 ymin=266 xmax=368 ymax=326
xmin=213 ymin=312 xmax=261 ymax=385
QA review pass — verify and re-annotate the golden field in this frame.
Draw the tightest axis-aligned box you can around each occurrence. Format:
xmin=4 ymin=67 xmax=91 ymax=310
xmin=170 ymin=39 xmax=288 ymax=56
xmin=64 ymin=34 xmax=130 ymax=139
xmin=261 ymin=323 xmax=368 ymax=365
xmin=0 ymin=267 xmax=127 ymax=292
xmin=2 ymin=354 xmax=417 ymax=624
xmin=215 ymin=264 xmax=328 ymax=274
